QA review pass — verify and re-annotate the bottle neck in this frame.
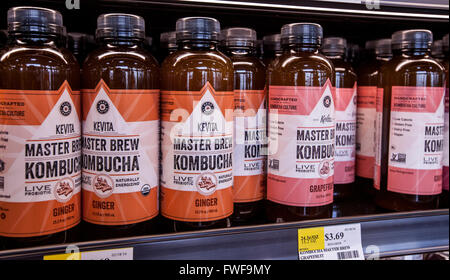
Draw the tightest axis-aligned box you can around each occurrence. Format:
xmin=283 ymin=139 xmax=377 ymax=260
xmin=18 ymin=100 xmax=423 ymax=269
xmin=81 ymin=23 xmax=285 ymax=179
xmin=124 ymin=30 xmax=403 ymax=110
xmin=179 ymin=40 xmax=218 ymax=51
xmin=8 ymin=32 xmax=60 ymax=47
xmin=264 ymin=49 xmax=282 ymax=57
xmin=324 ymin=52 xmax=345 ymax=60
xmin=98 ymin=37 xmax=145 ymax=47
xmin=282 ymin=44 xmax=320 ymax=54
xmin=224 ymin=47 xmax=255 ymax=57
xmin=393 ymin=48 xmax=431 ymax=57
xmin=376 ymin=54 xmax=392 ymax=61
xmin=364 ymin=52 xmax=377 ymax=61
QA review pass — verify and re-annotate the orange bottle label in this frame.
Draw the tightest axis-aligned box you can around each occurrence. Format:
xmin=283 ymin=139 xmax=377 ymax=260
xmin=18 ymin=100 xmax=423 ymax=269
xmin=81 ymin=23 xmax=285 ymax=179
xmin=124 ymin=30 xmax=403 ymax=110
xmin=81 ymin=81 xmax=159 ymax=225
xmin=160 ymin=83 xmax=234 ymax=222
xmin=233 ymin=89 xmax=266 ymax=202
xmin=0 ymin=82 xmax=81 ymax=238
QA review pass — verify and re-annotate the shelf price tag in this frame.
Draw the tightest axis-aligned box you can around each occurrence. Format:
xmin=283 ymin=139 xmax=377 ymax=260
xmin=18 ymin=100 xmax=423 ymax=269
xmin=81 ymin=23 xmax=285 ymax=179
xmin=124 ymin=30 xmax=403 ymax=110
xmin=44 ymin=247 xmax=133 ymax=260
xmin=298 ymin=223 xmax=364 ymax=260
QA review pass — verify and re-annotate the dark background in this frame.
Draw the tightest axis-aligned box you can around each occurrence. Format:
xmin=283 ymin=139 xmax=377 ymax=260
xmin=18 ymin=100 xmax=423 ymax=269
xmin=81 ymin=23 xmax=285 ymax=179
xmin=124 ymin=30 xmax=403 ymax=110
xmin=0 ymin=0 xmax=448 ymax=49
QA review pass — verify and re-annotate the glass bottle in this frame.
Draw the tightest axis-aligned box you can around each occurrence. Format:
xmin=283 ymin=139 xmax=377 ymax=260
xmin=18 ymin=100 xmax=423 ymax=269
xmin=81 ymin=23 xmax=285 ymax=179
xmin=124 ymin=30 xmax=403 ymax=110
xmin=160 ymin=17 xmax=234 ymax=232
xmin=267 ymin=23 xmax=335 ymax=222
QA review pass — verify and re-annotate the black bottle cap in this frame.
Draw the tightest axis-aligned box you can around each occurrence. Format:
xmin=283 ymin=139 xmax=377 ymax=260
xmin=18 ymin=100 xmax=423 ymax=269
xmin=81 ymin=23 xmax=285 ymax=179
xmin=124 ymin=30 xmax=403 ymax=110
xmin=432 ymin=39 xmax=443 ymax=58
xmin=322 ymin=37 xmax=347 ymax=55
xmin=365 ymin=40 xmax=377 ymax=51
xmin=392 ymin=29 xmax=433 ymax=50
xmin=280 ymin=23 xmax=323 ymax=46
xmin=96 ymin=13 xmax=145 ymax=39
xmin=68 ymin=32 xmax=89 ymax=51
xmin=7 ymin=6 xmax=63 ymax=35
xmin=375 ymin=38 xmax=392 ymax=57
xmin=160 ymin=31 xmax=177 ymax=49
xmin=220 ymin=27 xmax=257 ymax=48
xmin=263 ymin=34 xmax=281 ymax=52
xmin=443 ymin=34 xmax=449 ymax=53
xmin=176 ymin=17 xmax=220 ymax=42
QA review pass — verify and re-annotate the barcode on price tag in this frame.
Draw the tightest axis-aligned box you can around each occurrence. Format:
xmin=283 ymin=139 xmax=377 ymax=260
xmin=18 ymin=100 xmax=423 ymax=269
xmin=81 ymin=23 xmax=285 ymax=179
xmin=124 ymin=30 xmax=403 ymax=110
xmin=298 ymin=223 xmax=364 ymax=260
xmin=81 ymin=247 xmax=133 ymax=260
xmin=44 ymin=247 xmax=133 ymax=260
xmin=337 ymin=250 xmax=361 ymax=260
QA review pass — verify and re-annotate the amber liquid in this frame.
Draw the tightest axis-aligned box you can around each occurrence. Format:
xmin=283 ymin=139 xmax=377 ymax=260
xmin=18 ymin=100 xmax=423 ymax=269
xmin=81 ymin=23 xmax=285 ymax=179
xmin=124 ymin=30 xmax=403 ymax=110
xmin=263 ymin=50 xmax=282 ymax=69
xmin=156 ymin=47 xmax=177 ymax=65
xmin=356 ymin=54 xmax=379 ymax=198
xmin=225 ymin=48 xmax=267 ymax=225
xmin=161 ymin=41 xmax=234 ymax=231
xmin=266 ymin=45 xmax=334 ymax=222
xmin=375 ymin=48 xmax=445 ymax=211
xmin=356 ymin=54 xmax=391 ymax=198
xmin=81 ymin=38 xmax=160 ymax=241
xmin=0 ymin=35 xmax=80 ymax=249
xmin=329 ymin=55 xmax=357 ymax=201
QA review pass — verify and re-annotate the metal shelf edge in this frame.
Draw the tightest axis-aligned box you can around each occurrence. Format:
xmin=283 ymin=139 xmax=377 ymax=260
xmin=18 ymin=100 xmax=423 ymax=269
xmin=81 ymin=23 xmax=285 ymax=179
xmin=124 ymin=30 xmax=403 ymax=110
xmin=0 ymin=209 xmax=448 ymax=260
xmin=100 ymin=0 xmax=449 ymax=21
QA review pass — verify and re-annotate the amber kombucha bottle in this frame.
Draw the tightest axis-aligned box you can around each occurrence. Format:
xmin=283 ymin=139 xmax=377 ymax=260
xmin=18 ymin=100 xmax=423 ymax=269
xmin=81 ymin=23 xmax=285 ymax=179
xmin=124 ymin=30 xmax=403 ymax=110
xmin=440 ymin=33 xmax=449 ymax=209
xmin=262 ymin=34 xmax=282 ymax=67
xmin=68 ymin=33 xmax=94 ymax=65
xmin=221 ymin=27 xmax=266 ymax=225
xmin=374 ymin=30 xmax=445 ymax=211
xmin=256 ymin=40 xmax=264 ymax=61
xmin=160 ymin=17 xmax=234 ymax=232
xmin=356 ymin=39 xmax=392 ymax=197
xmin=346 ymin=43 xmax=361 ymax=69
xmin=158 ymin=31 xmax=177 ymax=63
xmin=81 ymin=14 xmax=160 ymax=240
xmin=432 ymin=39 xmax=445 ymax=63
xmin=267 ymin=23 xmax=335 ymax=222
xmin=322 ymin=37 xmax=357 ymax=201
xmin=0 ymin=7 xmax=81 ymax=249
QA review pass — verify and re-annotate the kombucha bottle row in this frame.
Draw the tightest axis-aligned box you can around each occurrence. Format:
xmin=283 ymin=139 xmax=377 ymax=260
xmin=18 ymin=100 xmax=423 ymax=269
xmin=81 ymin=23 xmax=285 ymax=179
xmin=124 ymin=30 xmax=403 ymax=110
xmin=0 ymin=6 xmax=448 ymax=250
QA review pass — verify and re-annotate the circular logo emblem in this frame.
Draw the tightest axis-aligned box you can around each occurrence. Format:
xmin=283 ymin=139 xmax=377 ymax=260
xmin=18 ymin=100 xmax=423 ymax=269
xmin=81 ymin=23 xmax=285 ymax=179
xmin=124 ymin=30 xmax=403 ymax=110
xmin=54 ymin=177 xmax=75 ymax=203
xmin=92 ymin=174 xmax=114 ymax=198
xmin=201 ymin=101 xmax=215 ymax=115
xmin=60 ymin=101 xmax=72 ymax=116
xmin=141 ymin=184 xmax=151 ymax=196
xmin=195 ymin=173 xmax=218 ymax=196
xmin=318 ymin=160 xmax=332 ymax=178
xmin=323 ymin=96 xmax=332 ymax=108
xmin=96 ymin=100 xmax=110 ymax=114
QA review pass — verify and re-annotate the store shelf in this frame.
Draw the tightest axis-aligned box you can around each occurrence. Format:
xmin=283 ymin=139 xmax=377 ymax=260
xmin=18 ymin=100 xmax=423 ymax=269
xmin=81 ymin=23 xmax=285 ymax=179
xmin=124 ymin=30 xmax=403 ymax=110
xmin=97 ymin=0 xmax=449 ymax=21
xmin=0 ymin=209 xmax=447 ymax=260
xmin=2 ymin=0 xmax=448 ymax=45
xmin=0 ymin=0 xmax=448 ymax=261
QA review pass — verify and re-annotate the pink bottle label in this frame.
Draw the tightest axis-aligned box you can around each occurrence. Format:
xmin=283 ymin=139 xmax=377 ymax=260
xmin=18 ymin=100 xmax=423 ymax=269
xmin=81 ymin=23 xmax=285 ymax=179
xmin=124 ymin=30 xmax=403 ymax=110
xmin=332 ymin=84 xmax=357 ymax=184
xmin=356 ymin=86 xmax=377 ymax=179
xmin=443 ymin=86 xmax=449 ymax=191
xmin=267 ymin=80 xmax=335 ymax=207
xmin=374 ymin=88 xmax=384 ymax=190
xmin=387 ymin=86 xmax=445 ymax=195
